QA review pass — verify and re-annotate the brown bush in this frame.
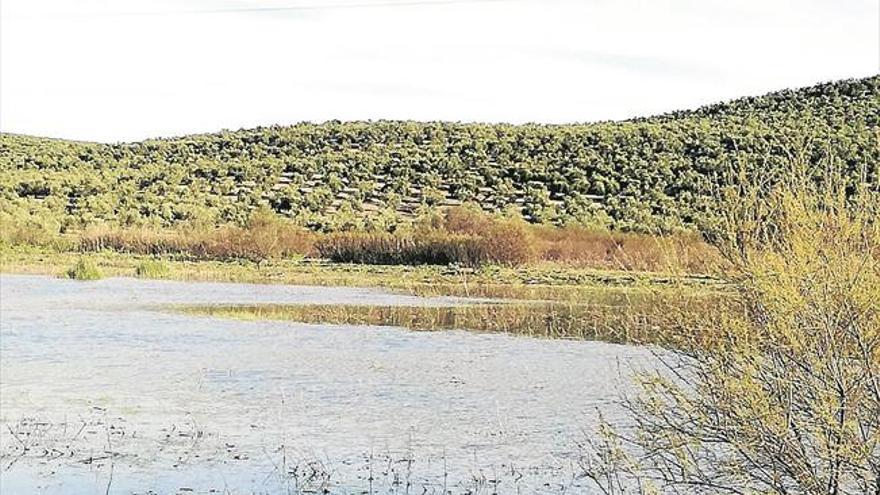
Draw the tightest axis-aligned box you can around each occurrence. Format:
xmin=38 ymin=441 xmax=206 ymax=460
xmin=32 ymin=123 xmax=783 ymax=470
xmin=439 ymin=206 xmax=716 ymax=271
xmin=80 ymin=209 xmax=315 ymax=263
xmin=315 ymin=228 xmax=534 ymax=267
xmin=314 ymin=231 xmax=482 ymax=266
xmin=532 ymin=225 xmax=717 ymax=273
xmin=76 ymin=205 xmax=714 ymax=270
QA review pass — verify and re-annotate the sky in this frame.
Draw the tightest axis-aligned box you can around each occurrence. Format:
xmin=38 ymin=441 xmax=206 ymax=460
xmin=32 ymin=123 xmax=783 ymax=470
xmin=1 ymin=0 xmax=878 ymax=143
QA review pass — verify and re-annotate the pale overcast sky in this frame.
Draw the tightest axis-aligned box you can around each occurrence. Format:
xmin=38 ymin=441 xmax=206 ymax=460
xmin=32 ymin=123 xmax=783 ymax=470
xmin=1 ymin=0 xmax=878 ymax=142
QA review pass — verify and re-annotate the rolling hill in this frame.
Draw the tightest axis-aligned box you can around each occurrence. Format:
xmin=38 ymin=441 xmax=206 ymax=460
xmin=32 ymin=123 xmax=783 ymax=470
xmin=1 ymin=75 xmax=877 ymax=234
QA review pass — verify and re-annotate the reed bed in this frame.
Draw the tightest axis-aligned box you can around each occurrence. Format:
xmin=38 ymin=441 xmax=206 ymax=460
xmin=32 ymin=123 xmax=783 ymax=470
xmin=79 ymin=209 xmax=317 ymax=263
xmin=55 ymin=206 xmax=721 ymax=273
xmin=531 ymin=225 xmax=716 ymax=273
xmin=182 ymin=290 xmax=722 ymax=345
xmin=316 ymin=206 xmax=718 ymax=271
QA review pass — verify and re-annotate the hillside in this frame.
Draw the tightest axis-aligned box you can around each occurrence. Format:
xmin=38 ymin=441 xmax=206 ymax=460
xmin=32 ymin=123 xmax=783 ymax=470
xmin=1 ymin=76 xmax=877 ymax=234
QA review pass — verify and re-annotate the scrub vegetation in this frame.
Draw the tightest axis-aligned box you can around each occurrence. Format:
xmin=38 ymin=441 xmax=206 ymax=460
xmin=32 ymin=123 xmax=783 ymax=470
xmin=584 ymin=166 xmax=880 ymax=493
xmin=64 ymin=257 xmax=103 ymax=281
xmin=1 ymin=76 xmax=876 ymax=235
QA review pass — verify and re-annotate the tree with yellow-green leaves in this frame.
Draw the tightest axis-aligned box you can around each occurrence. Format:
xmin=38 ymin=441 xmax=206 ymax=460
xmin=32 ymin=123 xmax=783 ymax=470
xmin=584 ymin=160 xmax=880 ymax=494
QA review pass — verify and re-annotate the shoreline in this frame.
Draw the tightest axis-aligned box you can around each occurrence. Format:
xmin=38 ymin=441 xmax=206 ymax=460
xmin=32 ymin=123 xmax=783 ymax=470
xmin=0 ymin=247 xmax=725 ymax=301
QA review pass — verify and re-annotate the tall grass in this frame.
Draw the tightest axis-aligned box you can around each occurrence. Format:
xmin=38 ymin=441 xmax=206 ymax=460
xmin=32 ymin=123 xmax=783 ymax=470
xmin=135 ymin=259 xmax=170 ymax=278
xmin=13 ymin=205 xmax=717 ymax=272
xmin=317 ymin=206 xmax=716 ymax=270
xmin=80 ymin=208 xmax=316 ymax=263
xmin=183 ymin=289 xmax=718 ymax=344
xmin=531 ymin=225 xmax=715 ymax=273
xmin=65 ymin=258 xmax=103 ymax=280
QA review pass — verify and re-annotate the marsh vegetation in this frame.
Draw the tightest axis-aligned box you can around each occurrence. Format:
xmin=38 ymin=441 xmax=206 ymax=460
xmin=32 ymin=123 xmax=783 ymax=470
xmin=2 ymin=77 xmax=876 ymax=234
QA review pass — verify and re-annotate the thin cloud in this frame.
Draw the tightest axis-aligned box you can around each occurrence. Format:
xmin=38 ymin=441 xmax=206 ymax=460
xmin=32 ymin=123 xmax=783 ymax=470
xmin=1 ymin=0 xmax=875 ymax=141
xmin=7 ymin=0 xmax=523 ymax=19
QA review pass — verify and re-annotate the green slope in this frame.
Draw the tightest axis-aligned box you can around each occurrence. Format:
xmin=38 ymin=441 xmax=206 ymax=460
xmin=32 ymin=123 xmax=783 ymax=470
xmin=1 ymin=76 xmax=877 ymax=233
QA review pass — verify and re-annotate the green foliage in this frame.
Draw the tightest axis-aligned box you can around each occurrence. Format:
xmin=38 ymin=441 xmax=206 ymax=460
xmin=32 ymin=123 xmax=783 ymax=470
xmin=135 ymin=259 xmax=169 ymax=278
xmin=1 ymin=76 xmax=876 ymax=234
xmin=65 ymin=258 xmax=103 ymax=280
xmin=584 ymin=162 xmax=880 ymax=493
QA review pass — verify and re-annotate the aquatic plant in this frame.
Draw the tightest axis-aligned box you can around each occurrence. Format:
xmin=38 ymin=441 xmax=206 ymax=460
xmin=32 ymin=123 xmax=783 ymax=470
xmin=182 ymin=287 xmax=718 ymax=344
xmin=135 ymin=259 xmax=169 ymax=278
xmin=65 ymin=258 xmax=103 ymax=281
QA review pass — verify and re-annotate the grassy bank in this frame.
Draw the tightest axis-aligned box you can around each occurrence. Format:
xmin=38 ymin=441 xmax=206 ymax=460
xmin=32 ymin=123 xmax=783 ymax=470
xmin=4 ymin=205 xmax=719 ymax=271
xmin=0 ymin=246 xmax=723 ymax=300
xmin=1 ymin=205 xmax=726 ymax=343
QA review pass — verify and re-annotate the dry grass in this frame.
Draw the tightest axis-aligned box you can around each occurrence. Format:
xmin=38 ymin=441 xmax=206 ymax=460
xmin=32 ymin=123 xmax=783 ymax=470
xmin=80 ymin=209 xmax=316 ymax=263
xmin=531 ymin=225 xmax=717 ymax=273
xmin=9 ymin=205 xmax=721 ymax=273
xmin=316 ymin=206 xmax=718 ymax=271
xmin=316 ymin=207 xmax=538 ymax=266
xmin=181 ymin=288 xmax=720 ymax=344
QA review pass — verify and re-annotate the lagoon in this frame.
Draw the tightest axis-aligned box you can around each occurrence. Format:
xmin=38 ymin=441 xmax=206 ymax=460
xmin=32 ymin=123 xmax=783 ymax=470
xmin=0 ymin=275 xmax=649 ymax=494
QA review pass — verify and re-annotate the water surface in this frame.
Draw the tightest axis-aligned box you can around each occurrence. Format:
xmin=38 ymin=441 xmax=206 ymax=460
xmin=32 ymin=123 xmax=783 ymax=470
xmin=0 ymin=275 xmax=650 ymax=494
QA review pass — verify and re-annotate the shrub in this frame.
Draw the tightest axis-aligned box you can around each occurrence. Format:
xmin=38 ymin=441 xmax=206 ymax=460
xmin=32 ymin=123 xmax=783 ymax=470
xmin=584 ymin=165 xmax=880 ymax=493
xmin=135 ymin=259 xmax=169 ymax=278
xmin=0 ymin=212 xmax=73 ymax=251
xmin=315 ymin=231 xmax=486 ymax=266
xmin=65 ymin=258 xmax=103 ymax=281
xmin=79 ymin=209 xmax=316 ymax=263
xmin=532 ymin=225 xmax=717 ymax=273
xmin=315 ymin=208 xmax=537 ymax=266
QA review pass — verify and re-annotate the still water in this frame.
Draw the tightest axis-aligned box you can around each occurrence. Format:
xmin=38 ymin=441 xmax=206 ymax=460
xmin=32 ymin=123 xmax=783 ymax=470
xmin=0 ymin=274 xmax=651 ymax=494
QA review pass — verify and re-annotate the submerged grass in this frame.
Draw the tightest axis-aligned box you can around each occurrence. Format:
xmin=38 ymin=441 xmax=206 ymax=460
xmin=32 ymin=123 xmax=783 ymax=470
xmin=181 ymin=289 xmax=721 ymax=345
xmin=6 ymin=241 xmax=727 ymax=344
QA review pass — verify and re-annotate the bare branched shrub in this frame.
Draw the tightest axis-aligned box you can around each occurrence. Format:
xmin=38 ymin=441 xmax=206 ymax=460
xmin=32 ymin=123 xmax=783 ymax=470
xmin=584 ymin=162 xmax=880 ymax=494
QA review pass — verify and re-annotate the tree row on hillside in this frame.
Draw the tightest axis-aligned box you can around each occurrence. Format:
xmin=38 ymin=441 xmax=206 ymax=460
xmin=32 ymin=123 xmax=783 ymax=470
xmin=1 ymin=76 xmax=877 ymax=234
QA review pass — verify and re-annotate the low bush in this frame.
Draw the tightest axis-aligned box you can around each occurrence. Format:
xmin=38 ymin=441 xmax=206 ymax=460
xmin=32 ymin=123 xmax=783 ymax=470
xmin=135 ymin=259 xmax=169 ymax=278
xmin=0 ymin=213 xmax=75 ymax=251
xmin=80 ymin=208 xmax=316 ymax=263
xmin=48 ymin=204 xmax=716 ymax=271
xmin=65 ymin=258 xmax=103 ymax=280
xmin=532 ymin=225 xmax=717 ymax=273
xmin=316 ymin=208 xmax=537 ymax=266
xmin=315 ymin=231 xmax=487 ymax=266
